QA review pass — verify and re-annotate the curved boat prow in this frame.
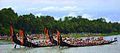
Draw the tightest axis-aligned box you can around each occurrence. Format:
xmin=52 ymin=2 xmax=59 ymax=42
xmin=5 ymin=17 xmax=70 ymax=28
xmin=12 ymin=33 xmax=40 ymax=47
xmin=12 ymin=30 xmax=57 ymax=48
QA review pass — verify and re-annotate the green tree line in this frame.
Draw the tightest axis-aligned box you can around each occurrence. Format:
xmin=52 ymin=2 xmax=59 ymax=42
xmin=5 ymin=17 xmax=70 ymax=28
xmin=0 ymin=8 xmax=120 ymax=36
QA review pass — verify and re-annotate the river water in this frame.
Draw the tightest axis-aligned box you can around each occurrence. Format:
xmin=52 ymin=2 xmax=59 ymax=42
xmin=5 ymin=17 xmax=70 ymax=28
xmin=0 ymin=35 xmax=120 ymax=53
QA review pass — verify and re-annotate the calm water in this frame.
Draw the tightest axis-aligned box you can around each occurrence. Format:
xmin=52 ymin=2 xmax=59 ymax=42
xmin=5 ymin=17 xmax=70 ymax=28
xmin=0 ymin=35 xmax=120 ymax=53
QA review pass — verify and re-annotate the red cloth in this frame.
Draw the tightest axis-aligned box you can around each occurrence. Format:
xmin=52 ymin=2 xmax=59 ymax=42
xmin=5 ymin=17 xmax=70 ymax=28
xmin=57 ymin=30 xmax=60 ymax=45
xmin=44 ymin=28 xmax=50 ymax=45
xmin=19 ymin=29 xmax=24 ymax=37
xmin=10 ymin=25 xmax=14 ymax=45
xmin=19 ymin=29 xmax=24 ymax=45
xmin=10 ymin=25 xmax=13 ymax=36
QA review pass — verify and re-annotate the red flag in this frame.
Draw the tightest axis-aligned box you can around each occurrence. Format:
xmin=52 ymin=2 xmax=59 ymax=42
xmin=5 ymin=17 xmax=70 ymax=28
xmin=44 ymin=28 xmax=49 ymax=40
xmin=44 ymin=28 xmax=50 ymax=45
xmin=46 ymin=30 xmax=49 ymax=39
xmin=10 ymin=24 xmax=14 ymax=44
xmin=10 ymin=25 xmax=13 ymax=37
xmin=57 ymin=30 xmax=60 ymax=45
xmin=19 ymin=29 xmax=24 ymax=45
xmin=19 ymin=29 xmax=24 ymax=37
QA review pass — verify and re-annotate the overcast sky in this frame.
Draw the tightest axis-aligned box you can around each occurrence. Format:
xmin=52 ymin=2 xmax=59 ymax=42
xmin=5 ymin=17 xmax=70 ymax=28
xmin=0 ymin=0 xmax=120 ymax=22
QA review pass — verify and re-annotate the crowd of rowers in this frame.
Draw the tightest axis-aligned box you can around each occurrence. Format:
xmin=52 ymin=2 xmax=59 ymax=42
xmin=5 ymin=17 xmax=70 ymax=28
xmin=14 ymin=28 xmax=116 ymax=46
xmin=62 ymin=37 xmax=109 ymax=46
xmin=27 ymin=35 xmax=111 ymax=46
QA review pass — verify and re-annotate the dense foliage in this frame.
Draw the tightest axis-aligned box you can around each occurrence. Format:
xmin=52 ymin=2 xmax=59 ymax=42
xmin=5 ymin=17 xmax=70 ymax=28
xmin=0 ymin=8 xmax=120 ymax=35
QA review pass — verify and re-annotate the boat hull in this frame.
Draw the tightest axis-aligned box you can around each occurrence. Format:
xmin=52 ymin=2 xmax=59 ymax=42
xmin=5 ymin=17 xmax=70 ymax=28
xmin=12 ymin=34 xmax=55 ymax=48
xmin=12 ymin=33 xmax=117 ymax=47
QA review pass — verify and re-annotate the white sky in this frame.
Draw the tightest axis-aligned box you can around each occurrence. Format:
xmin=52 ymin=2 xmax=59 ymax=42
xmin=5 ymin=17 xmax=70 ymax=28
xmin=0 ymin=0 xmax=120 ymax=22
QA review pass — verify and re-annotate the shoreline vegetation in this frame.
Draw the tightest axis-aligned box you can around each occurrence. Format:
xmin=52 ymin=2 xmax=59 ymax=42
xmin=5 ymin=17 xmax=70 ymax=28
xmin=0 ymin=8 xmax=120 ymax=43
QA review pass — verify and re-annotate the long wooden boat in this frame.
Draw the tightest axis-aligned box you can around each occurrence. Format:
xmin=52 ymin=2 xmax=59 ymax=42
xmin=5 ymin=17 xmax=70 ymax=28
xmin=10 ymin=21 xmax=117 ymax=48
xmin=12 ymin=32 xmax=117 ymax=48
xmin=59 ymin=35 xmax=117 ymax=47
xmin=12 ymin=33 xmax=56 ymax=48
xmin=60 ymin=40 xmax=117 ymax=47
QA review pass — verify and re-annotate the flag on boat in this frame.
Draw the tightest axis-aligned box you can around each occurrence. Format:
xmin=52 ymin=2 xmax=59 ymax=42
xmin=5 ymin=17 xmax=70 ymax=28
xmin=19 ymin=29 xmax=24 ymax=45
xmin=10 ymin=23 xmax=14 ymax=44
xmin=57 ymin=30 xmax=60 ymax=45
xmin=44 ymin=28 xmax=50 ymax=45
xmin=10 ymin=24 xmax=13 ymax=37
